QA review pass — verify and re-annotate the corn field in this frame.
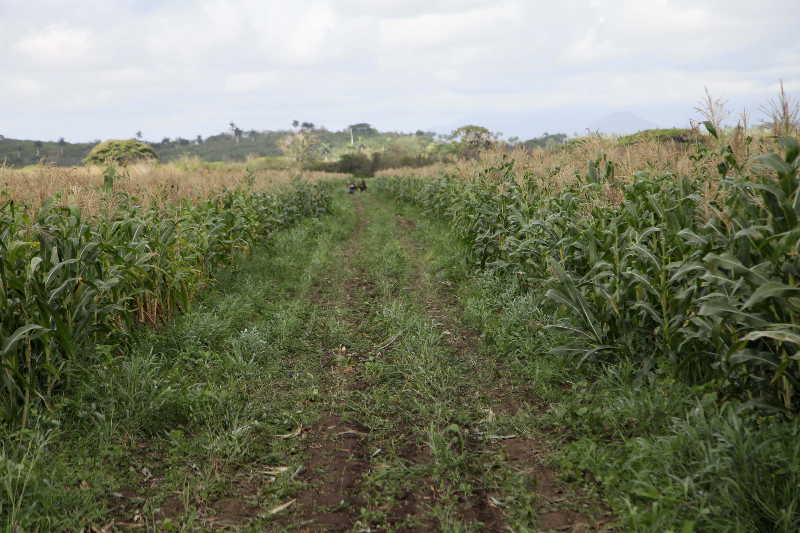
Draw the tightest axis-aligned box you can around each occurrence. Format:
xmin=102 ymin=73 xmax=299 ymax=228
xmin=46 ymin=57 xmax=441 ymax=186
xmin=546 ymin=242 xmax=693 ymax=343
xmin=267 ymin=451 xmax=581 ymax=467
xmin=0 ymin=181 xmax=331 ymax=425
xmin=377 ymin=131 xmax=800 ymax=413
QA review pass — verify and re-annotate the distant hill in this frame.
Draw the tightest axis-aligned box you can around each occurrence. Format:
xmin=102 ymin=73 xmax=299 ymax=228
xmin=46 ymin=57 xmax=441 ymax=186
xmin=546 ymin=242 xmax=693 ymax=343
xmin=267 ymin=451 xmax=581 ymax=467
xmin=0 ymin=125 xmax=438 ymax=168
xmin=0 ymin=137 xmax=97 ymax=167
xmin=588 ymin=112 xmax=659 ymax=135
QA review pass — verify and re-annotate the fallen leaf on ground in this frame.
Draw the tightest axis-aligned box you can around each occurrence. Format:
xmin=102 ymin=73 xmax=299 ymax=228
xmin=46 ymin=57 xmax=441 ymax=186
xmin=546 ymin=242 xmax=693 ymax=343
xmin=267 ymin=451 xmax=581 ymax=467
xmin=337 ymin=429 xmax=368 ymax=436
xmin=263 ymin=466 xmax=290 ymax=475
xmin=269 ymin=499 xmax=296 ymax=515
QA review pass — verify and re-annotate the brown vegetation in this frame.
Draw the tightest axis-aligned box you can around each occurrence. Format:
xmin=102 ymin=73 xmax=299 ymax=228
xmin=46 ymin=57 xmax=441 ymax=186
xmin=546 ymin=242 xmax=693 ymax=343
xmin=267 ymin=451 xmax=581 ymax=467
xmin=0 ymin=162 xmax=347 ymax=214
xmin=376 ymin=133 xmax=788 ymax=190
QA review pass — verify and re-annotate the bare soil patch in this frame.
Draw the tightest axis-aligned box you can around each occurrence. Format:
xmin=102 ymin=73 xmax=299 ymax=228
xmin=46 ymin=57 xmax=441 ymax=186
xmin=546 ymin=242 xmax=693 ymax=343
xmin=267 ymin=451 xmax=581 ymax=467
xmin=294 ymin=414 xmax=370 ymax=532
xmin=394 ymin=214 xmax=508 ymax=530
xmin=291 ymin=196 xmax=375 ymax=531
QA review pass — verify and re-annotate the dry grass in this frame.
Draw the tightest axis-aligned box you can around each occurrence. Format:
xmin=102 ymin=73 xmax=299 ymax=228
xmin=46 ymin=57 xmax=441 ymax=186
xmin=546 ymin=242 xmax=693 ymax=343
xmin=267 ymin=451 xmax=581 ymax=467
xmin=376 ymin=134 xmax=785 ymax=190
xmin=376 ymin=133 xmax=796 ymax=219
xmin=0 ymin=162 xmax=347 ymax=214
xmin=378 ymin=137 xmax=697 ymax=186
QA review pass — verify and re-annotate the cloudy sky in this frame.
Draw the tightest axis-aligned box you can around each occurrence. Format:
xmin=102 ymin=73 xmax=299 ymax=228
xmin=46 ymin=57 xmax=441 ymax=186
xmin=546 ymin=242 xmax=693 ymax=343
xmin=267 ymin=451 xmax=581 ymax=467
xmin=2 ymin=0 xmax=799 ymax=142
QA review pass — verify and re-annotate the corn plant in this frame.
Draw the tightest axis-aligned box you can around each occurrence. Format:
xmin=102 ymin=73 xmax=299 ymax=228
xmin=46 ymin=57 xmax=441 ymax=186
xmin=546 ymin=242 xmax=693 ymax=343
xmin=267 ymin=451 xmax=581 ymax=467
xmin=376 ymin=135 xmax=800 ymax=412
xmin=0 ymin=181 xmax=332 ymax=425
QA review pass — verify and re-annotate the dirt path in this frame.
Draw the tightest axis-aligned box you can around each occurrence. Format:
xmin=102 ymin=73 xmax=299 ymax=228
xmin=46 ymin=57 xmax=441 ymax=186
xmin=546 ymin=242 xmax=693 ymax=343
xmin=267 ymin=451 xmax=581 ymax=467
xmin=393 ymin=213 xmax=605 ymax=532
xmin=290 ymin=197 xmax=375 ymax=531
xmin=27 ymin=190 xmax=613 ymax=532
xmin=281 ymin=193 xmax=612 ymax=532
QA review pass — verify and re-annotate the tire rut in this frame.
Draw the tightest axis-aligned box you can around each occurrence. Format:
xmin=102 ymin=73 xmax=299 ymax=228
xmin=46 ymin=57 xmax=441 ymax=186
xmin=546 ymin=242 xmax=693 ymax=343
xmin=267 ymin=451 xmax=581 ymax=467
xmin=291 ymin=195 xmax=376 ymax=532
xmin=393 ymin=212 xmax=610 ymax=532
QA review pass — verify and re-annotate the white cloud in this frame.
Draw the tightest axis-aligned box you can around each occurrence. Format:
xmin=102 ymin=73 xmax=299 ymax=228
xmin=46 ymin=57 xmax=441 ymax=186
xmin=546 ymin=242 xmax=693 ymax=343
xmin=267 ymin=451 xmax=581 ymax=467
xmin=5 ymin=77 xmax=44 ymax=97
xmin=0 ymin=0 xmax=798 ymax=140
xmin=224 ymin=71 xmax=279 ymax=93
xmin=14 ymin=25 xmax=94 ymax=68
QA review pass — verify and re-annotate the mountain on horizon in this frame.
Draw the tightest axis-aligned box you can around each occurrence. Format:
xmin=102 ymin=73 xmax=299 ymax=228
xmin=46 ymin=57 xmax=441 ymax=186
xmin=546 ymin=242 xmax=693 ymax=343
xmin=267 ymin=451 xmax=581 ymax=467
xmin=588 ymin=111 xmax=659 ymax=135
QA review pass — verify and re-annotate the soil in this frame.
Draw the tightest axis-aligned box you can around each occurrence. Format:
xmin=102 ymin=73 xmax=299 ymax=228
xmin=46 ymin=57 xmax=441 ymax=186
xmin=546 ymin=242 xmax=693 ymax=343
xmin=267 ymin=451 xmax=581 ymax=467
xmin=107 ymin=195 xmax=614 ymax=532
xmin=294 ymin=415 xmax=370 ymax=532
xmin=394 ymin=207 xmax=608 ymax=532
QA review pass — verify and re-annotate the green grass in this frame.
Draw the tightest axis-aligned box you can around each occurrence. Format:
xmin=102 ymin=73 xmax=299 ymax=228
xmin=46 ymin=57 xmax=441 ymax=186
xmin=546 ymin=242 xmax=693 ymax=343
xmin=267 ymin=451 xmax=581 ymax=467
xmin=0 ymin=199 xmax=350 ymax=531
xmin=7 ymin=182 xmax=798 ymax=531
xmin=380 ymin=180 xmax=800 ymax=532
xmin=1 ymin=192 xmax=612 ymax=531
xmin=425 ymin=220 xmax=800 ymax=532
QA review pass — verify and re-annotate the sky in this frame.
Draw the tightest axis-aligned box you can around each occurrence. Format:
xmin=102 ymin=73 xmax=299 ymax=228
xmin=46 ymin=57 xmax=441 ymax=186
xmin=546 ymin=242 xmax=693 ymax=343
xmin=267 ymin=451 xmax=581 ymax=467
xmin=2 ymin=0 xmax=799 ymax=142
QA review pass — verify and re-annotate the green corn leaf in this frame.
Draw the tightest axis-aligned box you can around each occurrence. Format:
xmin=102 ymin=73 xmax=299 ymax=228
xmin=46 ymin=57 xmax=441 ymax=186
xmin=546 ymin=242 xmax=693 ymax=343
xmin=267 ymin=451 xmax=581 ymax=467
xmin=704 ymin=253 xmax=769 ymax=284
xmin=749 ymin=182 xmax=785 ymax=201
xmin=742 ymin=329 xmax=800 ymax=347
xmin=677 ymin=229 xmax=708 ymax=247
xmin=697 ymin=298 xmax=769 ymax=328
xmin=668 ymin=261 xmax=705 ymax=284
xmin=545 ymin=323 xmax=595 ymax=340
xmin=628 ymin=244 xmax=660 ymax=269
xmin=27 ymin=256 xmax=43 ymax=278
xmin=632 ymin=300 xmax=660 ymax=323
xmin=45 ymin=258 xmax=79 ymax=287
xmin=704 ymin=252 xmax=749 ymax=274
xmin=729 ymin=348 xmax=779 ymax=368
xmin=753 ymin=154 xmax=793 ymax=177
xmin=743 ymin=281 xmax=800 ymax=309
xmin=778 ymin=135 xmax=799 ymax=163
xmin=639 ymin=226 xmax=662 ymax=241
xmin=625 ymin=269 xmax=658 ymax=296
xmin=1 ymin=324 xmax=49 ymax=356
xmin=47 ymin=277 xmax=81 ymax=303
xmin=733 ymin=226 xmax=771 ymax=241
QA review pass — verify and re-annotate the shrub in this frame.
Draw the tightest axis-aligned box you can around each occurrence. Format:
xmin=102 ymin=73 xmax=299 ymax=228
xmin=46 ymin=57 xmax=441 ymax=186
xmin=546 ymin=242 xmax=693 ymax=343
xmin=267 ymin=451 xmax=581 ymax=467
xmin=83 ymin=139 xmax=159 ymax=166
xmin=619 ymin=128 xmax=703 ymax=146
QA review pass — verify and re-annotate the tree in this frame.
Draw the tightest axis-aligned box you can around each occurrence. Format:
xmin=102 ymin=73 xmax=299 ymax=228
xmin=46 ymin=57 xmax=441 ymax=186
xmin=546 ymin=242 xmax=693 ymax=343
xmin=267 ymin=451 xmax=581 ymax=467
xmin=229 ymin=122 xmax=243 ymax=143
xmin=83 ymin=139 xmax=159 ymax=166
xmin=280 ymin=129 xmax=321 ymax=168
xmin=348 ymin=123 xmax=376 ymax=145
xmin=521 ymin=133 xmax=568 ymax=149
xmin=335 ymin=152 xmax=373 ymax=176
xmin=381 ymin=136 xmax=429 ymax=167
xmin=196 ymin=134 xmax=203 ymax=144
xmin=448 ymin=125 xmax=497 ymax=158
xmin=135 ymin=130 xmax=143 ymax=140
xmin=319 ymin=142 xmax=332 ymax=161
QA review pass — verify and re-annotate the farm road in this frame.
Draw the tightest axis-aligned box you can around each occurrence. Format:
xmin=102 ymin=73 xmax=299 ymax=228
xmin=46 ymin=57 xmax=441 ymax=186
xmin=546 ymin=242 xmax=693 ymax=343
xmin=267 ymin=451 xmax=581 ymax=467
xmin=269 ymin=193 xmax=609 ymax=532
xmin=104 ymin=192 xmax=610 ymax=532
